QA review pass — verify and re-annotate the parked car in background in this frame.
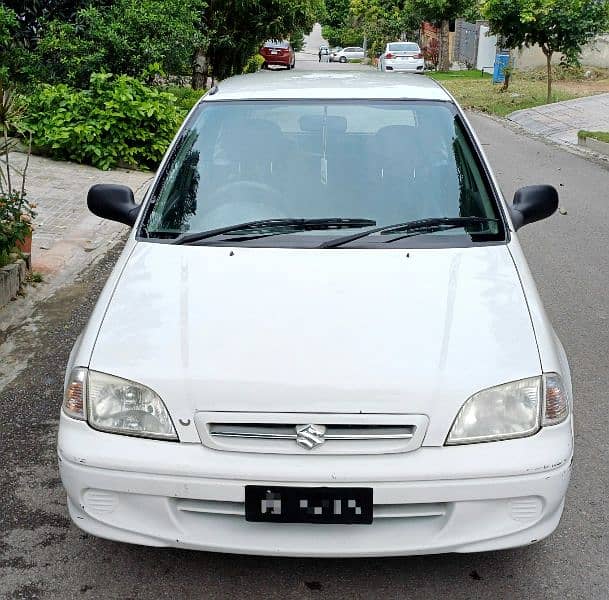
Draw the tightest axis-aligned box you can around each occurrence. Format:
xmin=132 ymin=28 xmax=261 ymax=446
xmin=379 ymin=42 xmax=425 ymax=73
xmin=60 ymin=70 xmax=572 ymax=557
xmin=260 ymin=40 xmax=295 ymax=70
xmin=329 ymin=46 xmax=343 ymax=62
xmin=331 ymin=46 xmax=365 ymax=63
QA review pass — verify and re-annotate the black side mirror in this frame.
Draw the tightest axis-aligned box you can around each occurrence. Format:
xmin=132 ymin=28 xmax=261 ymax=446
xmin=87 ymin=184 xmax=140 ymax=227
xmin=510 ymin=185 xmax=558 ymax=230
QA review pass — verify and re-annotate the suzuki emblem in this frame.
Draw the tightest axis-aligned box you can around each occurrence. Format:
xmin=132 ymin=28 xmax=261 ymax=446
xmin=295 ymin=424 xmax=326 ymax=449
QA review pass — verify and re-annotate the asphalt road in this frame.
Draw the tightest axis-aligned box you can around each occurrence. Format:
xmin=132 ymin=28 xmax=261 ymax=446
xmin=1 ymin=113 xmax=609 ymax=599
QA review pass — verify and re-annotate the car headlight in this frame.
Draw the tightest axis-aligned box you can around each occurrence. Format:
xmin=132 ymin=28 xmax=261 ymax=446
xmin=63 ymin=368 xmax=177 ymax=440
xmin=446 ymin=374 xmax=569 ymax=445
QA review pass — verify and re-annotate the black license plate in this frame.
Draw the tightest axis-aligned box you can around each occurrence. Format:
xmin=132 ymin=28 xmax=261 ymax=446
xmin=245 ymin=486 xmax=373 ymax=524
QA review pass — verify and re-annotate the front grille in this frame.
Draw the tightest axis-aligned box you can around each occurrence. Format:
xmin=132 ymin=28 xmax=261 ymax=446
xmin=174 ymin=498 xmax=448 ymax=521
xmin=209 ymin=423 xmax=415 ymax=442
xmin=195 ymin=413 xmax=428 ymax=454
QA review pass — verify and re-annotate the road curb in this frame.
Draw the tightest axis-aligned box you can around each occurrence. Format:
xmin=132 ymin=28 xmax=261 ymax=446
xmin=0 ymin=256 xmax=30 ymax=310
xmin=469 ymin=109 xmax=609 ymax=170
xmin=578 ymin=135 xmax=609 ymax=158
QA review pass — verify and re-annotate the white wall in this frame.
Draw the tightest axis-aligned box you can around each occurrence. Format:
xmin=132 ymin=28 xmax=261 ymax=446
xmin=512 ymin=35 xmax=609 ymax=69
xmin=476 ymin=25 xmax=498 ymax=70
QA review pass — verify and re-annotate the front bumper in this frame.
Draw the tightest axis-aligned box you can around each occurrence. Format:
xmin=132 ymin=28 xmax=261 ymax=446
xmin=58 ymin=414 xmax=573 ymax=557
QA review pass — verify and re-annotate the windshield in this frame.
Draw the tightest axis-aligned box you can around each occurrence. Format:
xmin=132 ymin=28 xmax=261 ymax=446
xmin=388 ymin=43 xmax=420 ymax=52
xmin=144 ymin=100 xmax=503 ymax=245
xmin=263 ymin=40 xmax=289 ymax=49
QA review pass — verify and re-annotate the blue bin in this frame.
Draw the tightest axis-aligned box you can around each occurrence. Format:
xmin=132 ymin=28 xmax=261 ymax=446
xmin=493 ymin=54 xmax=510 ymax=84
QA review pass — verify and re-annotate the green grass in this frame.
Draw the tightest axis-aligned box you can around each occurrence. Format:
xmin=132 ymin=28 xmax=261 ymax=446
xmin=428 ymin=70 xmax=492 ymax=80
xmin=427 ymin=70 xmax=577 ymax=117
xmin=578 ymin=130 xmax=609 ymax=143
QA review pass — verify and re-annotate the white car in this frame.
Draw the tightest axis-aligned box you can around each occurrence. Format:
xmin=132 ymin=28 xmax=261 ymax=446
xmin=59 ymin=71 xmax=573 ymax=557
xmin=379 ymin=41 xmax=425 ymax=73
xmin=331 ymin=46 xmax=365 ymax=62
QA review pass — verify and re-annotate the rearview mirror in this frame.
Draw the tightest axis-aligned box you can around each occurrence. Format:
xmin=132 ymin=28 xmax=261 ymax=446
xmin=510 ymin=185 xmax=558 ymax=230
xmin=87 ymin=184 xmax=140 ymax=227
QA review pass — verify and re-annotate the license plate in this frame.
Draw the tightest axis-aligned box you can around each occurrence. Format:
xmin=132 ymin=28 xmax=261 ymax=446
xmin=271 ymin=50 xmax=278 ymax=54
xmin=245 ymin=486 xmax=373 ymax=524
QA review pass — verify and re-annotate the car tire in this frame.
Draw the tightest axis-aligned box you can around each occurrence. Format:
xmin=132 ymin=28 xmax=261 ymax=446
xmin=339 ymin=56 xmax=347 ymax=63
xmin=262 ymin=62 xmax=268 ymax=70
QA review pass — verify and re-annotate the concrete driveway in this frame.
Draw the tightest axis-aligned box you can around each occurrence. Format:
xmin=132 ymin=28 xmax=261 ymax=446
xmin=509 ymin=93 xmax=609 ymax=144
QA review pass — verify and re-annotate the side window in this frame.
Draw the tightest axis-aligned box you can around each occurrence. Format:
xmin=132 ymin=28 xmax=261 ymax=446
xmin=453 ymin=122 xmax=497 ymax=229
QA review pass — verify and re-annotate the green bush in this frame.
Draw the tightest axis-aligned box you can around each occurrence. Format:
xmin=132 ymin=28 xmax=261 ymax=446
xmin=163 ymin=85 xmax=206 ymax=112
xmin=243 ymin=54 xmax=265 ymax=74
xmin=24 ymin=1 xmax=206 ymax=88
xmin=0 ymin=84 xmax=35 ymax=264
xmin=25 ymin=73 xmax=187 ymax=171
xmin=290 ymin=30 xmax=305 ymax=52
xmin=0 ymin=191 xmax=34 ymax=265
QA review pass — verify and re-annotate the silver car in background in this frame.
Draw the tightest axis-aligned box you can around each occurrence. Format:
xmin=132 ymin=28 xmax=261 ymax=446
xmin=331 ymin=46 xmax=365 ymax=63
xmin=379 ymin=42 xmax=425 ymax=73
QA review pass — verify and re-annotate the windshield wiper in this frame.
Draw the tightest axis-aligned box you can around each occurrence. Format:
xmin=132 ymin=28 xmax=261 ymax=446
xmin=172 ymin=218 xmax=377 ymax=245
xmin=319 ymin=217 xmax=498 ymax=249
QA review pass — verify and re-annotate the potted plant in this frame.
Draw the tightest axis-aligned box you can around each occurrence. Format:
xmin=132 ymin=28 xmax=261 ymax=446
xmin=0 ymin=82 xmax=35 ymax=266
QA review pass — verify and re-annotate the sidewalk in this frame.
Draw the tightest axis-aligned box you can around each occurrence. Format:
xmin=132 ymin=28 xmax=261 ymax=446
xmin=9 ymin=153 xmax=153 ymax=277
xmin=508 ymin=93 xmax=609 ymax=145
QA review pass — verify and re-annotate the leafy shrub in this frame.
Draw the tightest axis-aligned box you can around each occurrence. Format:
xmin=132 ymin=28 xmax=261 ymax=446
xmin=25 ymin=1 xmax=206 ymax=88
xmin=163 ymin=85 xmax=206 ymax=112
xmin=243 ymin=54 xmax=265 ymax=74
xmin=0 ymin=83 xmax=35 ymax=264
xmin=422 ymin=39 xmax=440 ymax=70
xmin=25 ymin=73 xmax=187 ymax=171
xmin=290 ymin=30 xmax=305 ymax=52
xmin=0 ymin=191 xmax=35 ymax=264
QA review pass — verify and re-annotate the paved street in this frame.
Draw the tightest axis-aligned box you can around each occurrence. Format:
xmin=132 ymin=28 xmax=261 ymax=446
xmin=2 ymin=110 xmax=609 ymax=597
xmin=298 ymin=23 xmax=371 ymax=71
xmin=508 ymin=93 xmax=609 ymax=144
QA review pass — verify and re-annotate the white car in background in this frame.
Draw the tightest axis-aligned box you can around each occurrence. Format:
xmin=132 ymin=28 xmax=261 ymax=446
xmin=59 ymin=71 xmax=573 ymax=557
xmin=331 ymin=46 xmax=365 ymax=63
xmin=379 ymin=41 xmax=425 ymax=73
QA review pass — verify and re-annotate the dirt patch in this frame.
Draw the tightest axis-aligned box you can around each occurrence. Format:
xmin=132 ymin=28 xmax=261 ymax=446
xmin=555 ymin=79 xmax=609 ymax=95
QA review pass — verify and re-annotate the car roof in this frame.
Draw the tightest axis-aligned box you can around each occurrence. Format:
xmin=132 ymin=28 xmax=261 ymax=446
xmin=205 ymin=71 xmax=452 ymax=102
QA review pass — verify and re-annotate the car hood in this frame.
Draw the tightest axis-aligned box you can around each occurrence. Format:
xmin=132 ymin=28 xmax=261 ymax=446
xmin=89 ymin=243 xmax=541 ymax=444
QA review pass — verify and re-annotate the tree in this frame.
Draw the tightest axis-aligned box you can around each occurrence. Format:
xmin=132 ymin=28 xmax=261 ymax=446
xmin=350 ymin=0 xmax=421 ymax=55
xmin=192 ymin=0 xmax=324 ymax=88
xmin=408 ymin=0 xmax=475 ymax=70
xmin=2 ymin=1 xmax=113 ymax=47
xmin=484 ymin=0 xmax=609 ymax=102
xmin=29 ymin=0 xmax=206 ymax=87
xmin=322 ymin=0 xmax=358 ymax=47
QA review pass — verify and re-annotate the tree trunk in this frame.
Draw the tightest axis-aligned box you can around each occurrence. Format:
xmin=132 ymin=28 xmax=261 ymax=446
xmin=439 ymin=20 xmax=450 ymax=72
xmin=192 ymin=47 xmax=208 ymax=90
xmin=545 ymin=50 xmax=553 ymax=103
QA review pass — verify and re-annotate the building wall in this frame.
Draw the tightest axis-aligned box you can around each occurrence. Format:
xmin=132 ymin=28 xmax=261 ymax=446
xmin=512 ymin=35 xmax=609 ymax=69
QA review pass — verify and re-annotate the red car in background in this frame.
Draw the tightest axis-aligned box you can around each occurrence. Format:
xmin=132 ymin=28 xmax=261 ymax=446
xmin=260 ymin=40 xmax=295 ymax=70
